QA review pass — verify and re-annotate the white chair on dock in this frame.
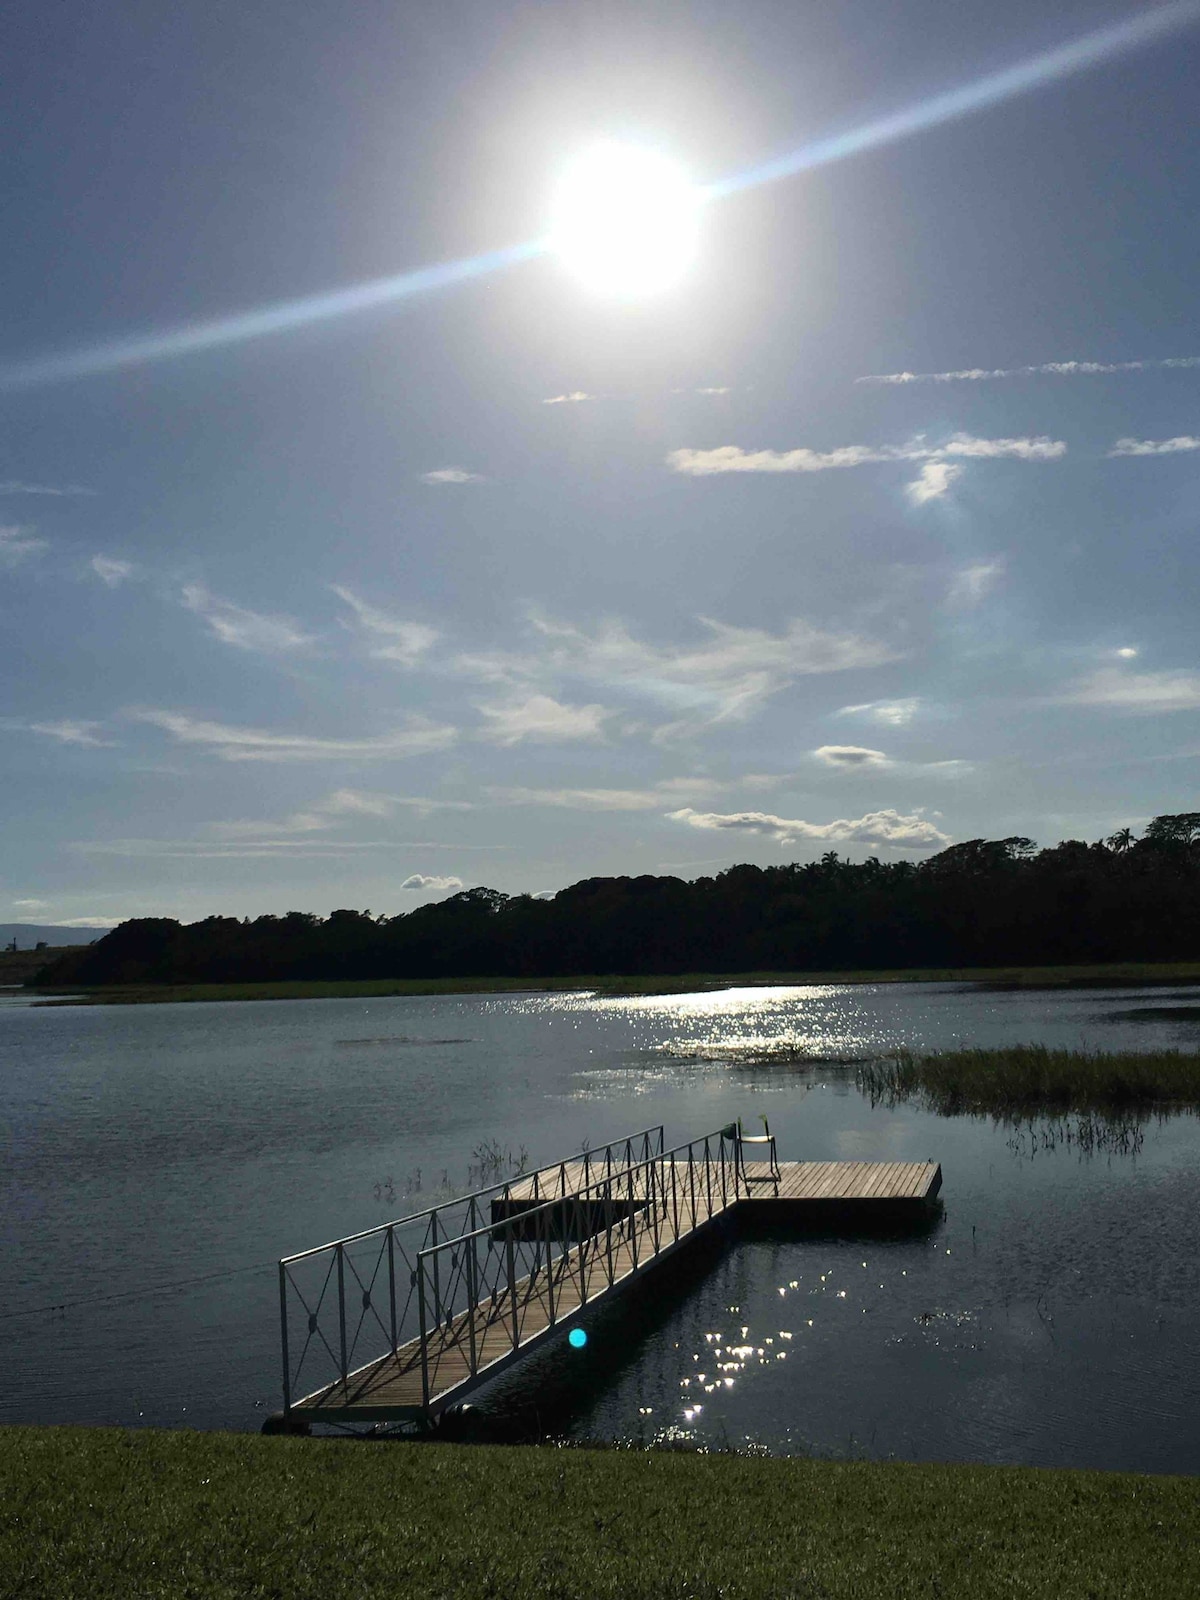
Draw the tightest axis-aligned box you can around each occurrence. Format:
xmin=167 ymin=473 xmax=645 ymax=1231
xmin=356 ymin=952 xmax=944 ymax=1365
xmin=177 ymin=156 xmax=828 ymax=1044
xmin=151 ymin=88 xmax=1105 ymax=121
xmin=735 ymin=1116 xmax=781 ymax=1189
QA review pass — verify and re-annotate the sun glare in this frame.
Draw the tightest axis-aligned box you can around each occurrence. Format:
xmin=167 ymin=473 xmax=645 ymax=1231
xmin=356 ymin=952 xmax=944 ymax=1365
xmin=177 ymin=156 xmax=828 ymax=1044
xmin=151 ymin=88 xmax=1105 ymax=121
xmin=549 ymin=143 xmax=700 ymax=296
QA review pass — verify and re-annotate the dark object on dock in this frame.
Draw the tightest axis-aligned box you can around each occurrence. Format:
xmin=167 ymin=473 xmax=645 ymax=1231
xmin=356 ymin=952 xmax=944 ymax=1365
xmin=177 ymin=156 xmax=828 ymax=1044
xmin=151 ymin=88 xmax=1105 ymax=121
xmin=270 ymin=1124 xmax=941 ymax=1433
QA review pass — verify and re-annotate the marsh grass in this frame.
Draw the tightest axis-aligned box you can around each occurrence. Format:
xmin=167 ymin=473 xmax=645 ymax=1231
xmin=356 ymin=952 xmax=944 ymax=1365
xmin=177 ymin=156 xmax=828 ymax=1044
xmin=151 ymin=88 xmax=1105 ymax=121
xmin=858 ymin=1044 xmax=1200 ymax=1123
xmin=4 ymin=1427 xmax=1200 ymax=1599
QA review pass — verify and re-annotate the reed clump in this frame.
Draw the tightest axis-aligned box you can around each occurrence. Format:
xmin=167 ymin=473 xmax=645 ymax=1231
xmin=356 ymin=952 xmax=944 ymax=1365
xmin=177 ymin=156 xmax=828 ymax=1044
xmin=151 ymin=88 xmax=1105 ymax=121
xmin=858 ymin=1044 xmax=1200 ymax=1118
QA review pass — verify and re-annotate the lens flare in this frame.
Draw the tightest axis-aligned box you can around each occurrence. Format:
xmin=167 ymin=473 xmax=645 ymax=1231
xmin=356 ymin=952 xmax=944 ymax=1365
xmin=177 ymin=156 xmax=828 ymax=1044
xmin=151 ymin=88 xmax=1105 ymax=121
xmin=568 ymin=1326 xmax=589 ymax=1349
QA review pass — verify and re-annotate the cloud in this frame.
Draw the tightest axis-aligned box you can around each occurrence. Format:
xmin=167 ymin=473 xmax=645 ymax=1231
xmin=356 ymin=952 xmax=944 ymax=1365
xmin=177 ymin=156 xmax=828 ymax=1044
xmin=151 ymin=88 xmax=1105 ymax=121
xmin=1056 ymin=667 xmax=1200 ymax=714
xmin=1107 ymin=436 xmax=1200 ymax=457
xmin=696 ymin=386 xmax=732 ymax=395
xmin=542 ymin=392 xmax=592 ymax=405
xmin=666 ymin=806 xmax=951 ymax=850
xmin=419 ymin=467 xmax=484 ymax=484
xmin=946 ymin=558 xmax=1004 ymax=608
xmin=523 ymin=613 xmax=904 ymax=732
xmin=835 ymin=697 xmax=922 ymax=727
xmin=27 ymin=719 xmax=114 ymax=747
xmin=488 ymin=777 xmax=727 ymax=812
xmin=1116 ymin=647 xmax=1139 ymax=659
xmin=0 ymin=480 xmax=95 ymax=496
xmin=857 ymin=356 xmax=1200 ymax=385
xmin=90 ymin=555 xmax=136 ymax=587
xmin=814 ymin=745 xmax=889 ymax=768
xmin=332 ymin=585 xmax=439 ymax=665
xmin=400 ymin=874 xmax=463 ymax=892
xmin=476 ymin=692 xmax=611 ymax=746
xmin=0 ymin=525 xmax=48 ymax=564
xmin=76 ymin=837 xmax=472 ymax=860
xmin=12 ymin=898 xmax=49 ymax=911
xmin=181 ymin=585 xmax=312 ymax=653
xmin=666 ymin=433 xmax=1065 ymax=476
xmin=906 ymin=461 xmax=962 ymax=504
xmin=133 ymin=709 xmax=457 ymax=762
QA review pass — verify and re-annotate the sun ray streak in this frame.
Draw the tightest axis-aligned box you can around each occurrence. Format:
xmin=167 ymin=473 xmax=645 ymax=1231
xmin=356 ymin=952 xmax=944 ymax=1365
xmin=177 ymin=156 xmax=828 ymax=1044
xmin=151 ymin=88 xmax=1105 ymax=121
xmin=704 ymin=2 xmax=1199 ymax=200
xmin=3 ymin=4 xmax=1196 ymax=390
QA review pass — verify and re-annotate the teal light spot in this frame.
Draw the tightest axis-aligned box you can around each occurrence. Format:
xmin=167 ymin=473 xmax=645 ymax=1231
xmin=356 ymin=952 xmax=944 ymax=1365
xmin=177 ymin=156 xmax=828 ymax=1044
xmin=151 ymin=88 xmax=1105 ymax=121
xmin=568 ymin=1327 xmax=588 ymax=1349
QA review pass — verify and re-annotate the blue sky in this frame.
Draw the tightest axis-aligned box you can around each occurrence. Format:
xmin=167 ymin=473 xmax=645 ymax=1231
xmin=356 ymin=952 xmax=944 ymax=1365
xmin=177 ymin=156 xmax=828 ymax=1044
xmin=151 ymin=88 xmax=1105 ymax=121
xmin=3 ymin=1 xmax=1199 ymax=926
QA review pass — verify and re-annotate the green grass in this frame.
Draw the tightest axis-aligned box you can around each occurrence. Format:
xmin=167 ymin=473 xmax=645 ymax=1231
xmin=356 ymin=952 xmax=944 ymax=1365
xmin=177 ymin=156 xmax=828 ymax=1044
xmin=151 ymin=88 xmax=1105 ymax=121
xmin=859 ymin=1044 xmax=1200 ymax=1118
xmin=3 ymin=1427 xmax=1199 ymax=1598
xmin=31 ymin=959 xmax=1200 ymax=1006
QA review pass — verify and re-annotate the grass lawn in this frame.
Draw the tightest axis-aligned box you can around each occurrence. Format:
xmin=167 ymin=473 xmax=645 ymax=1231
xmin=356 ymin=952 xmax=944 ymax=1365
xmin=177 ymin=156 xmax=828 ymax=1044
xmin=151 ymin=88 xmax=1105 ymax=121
xmin=3 ymin=1427 xmax=1199 ymax=1598
xmin=30 ymin=959 xmax=1200 ymax=1006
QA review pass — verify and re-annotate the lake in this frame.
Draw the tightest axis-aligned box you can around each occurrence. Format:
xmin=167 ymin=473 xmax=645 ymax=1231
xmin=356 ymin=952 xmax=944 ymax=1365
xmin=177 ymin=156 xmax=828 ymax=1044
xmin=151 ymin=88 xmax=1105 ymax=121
xmin=3 ymin=981 xmax=1200 ymax=1470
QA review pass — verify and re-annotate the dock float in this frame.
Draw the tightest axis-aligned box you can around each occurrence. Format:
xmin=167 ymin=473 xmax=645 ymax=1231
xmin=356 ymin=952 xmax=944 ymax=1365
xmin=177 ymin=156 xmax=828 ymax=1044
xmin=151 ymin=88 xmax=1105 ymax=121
xmin=272 ymin=1124 xmax=940 ymax=1433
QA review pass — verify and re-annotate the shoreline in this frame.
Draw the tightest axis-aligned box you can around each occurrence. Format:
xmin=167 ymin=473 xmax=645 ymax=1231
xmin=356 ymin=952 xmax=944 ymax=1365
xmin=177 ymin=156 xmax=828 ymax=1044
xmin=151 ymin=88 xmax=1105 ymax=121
xmin=26 ymin=958 xmax=1200 ymax=1007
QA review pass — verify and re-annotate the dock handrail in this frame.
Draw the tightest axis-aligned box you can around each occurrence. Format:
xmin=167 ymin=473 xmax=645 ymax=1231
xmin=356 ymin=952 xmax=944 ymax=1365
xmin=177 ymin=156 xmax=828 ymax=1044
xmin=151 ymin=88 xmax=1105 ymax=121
xmin=411 ymin=1123 xmax=741 ymax=1409
xmin=278 ymin=1124 xmax=665 ymax=1413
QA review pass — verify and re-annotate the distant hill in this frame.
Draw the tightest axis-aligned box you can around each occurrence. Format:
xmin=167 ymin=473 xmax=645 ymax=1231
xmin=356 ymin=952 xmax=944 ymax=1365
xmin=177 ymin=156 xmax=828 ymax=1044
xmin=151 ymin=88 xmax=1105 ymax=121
xmin=0 ymin=923 xmax=107 ymax=949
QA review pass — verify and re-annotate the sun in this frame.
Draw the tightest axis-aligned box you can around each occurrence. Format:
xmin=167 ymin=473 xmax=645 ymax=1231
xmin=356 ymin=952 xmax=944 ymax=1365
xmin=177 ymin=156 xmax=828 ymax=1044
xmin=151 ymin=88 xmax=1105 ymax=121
xmin=549 ymin=142 xmax=700 ymax=296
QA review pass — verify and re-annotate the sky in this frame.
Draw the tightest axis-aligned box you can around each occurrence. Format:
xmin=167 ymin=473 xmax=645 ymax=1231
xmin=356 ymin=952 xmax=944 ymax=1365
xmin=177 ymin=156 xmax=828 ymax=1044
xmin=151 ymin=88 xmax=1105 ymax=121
xmin=3 ymin=0 xmax=1199 ymax=927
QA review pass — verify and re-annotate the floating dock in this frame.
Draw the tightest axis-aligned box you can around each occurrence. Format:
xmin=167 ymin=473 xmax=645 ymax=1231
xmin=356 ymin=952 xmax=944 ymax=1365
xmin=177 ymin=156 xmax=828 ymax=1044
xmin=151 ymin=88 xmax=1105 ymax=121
xmin=272 ymin=1124 xmax=940 ymax=1432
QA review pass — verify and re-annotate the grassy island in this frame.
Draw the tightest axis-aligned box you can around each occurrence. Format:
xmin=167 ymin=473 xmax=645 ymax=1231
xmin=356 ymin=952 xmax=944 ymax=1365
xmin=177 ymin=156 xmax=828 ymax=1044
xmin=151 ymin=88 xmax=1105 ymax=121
xmin=3 ymin=1427 xmax=1199 ymax=1598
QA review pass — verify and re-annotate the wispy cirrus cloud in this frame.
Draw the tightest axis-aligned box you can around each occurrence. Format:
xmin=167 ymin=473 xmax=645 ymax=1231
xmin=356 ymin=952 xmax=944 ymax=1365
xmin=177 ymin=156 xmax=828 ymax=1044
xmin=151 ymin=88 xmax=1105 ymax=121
xmin=90 ymin=555 xmax=136 ymax=587
xmin=1055 ymin=666 xmax=1200 ymax=714
xmin=487 ymin=777 xmax=729 ymax=812
xmin=0 ymin=479 xmax=95 ymax=496
xmin=834 ymin=697 xmax=923 ymax=727
xmin=419 ymin=466 xmax=485 ymax=484
xmin=666 ymin=433 xmax=1065 ymax=476
xmin=946 ymin=558 xmax=1005 ymax=609
xmin=476 ymin=692 xmax=611 ymax=746
xmin=181 ymin=584 xmax=313 ymax=653
xmin=1107 ymin=436 xmax=1200 ymax=457
xmin=400 ymin=873 xmax=464 ymax=892
xmin=542 ymin=391 xmax=592 ymax=405
xmin=133 ymin=709 xmax=457 ymax=762
xmin=332 ymin=585 xmax=438 ymax=665
xmin=214 ymin=788 xmax=475 ymax=839
xmin=857 ymin=356 xmax=1200 ymax=385
xmin=0 ymin=526 xmax=48 ymax=564
xmin=24 ymin=719 xmax=115 ymax=748
xmin=667 ymin=806 xmax=951 ymax=850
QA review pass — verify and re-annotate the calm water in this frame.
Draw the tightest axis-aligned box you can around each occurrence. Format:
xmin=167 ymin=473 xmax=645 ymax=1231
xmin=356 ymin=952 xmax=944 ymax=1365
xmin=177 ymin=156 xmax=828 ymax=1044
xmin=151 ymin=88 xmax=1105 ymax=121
xmin=3 ymin=981 xmax=1200 ymax=1469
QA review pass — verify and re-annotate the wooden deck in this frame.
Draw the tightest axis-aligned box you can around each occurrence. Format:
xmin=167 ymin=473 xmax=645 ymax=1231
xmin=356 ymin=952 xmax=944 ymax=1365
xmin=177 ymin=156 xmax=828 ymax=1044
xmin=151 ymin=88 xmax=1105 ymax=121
xmin=290 ymin=1158 xmax=940 ymax=1426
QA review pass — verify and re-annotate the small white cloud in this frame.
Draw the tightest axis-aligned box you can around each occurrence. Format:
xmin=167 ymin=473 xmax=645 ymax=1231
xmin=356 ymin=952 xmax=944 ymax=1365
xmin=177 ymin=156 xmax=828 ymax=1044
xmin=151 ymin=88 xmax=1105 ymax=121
xmin=666 ymin=434 xmax=1065 ymax=477
xmin=12 ymin=898 xmax=49 ymax=911
xmin=419 ymin=467 xmax=485 ymax=484
xmin=0 ymin=480 xmax=95 ymax=496
xmin=27 ymin=719 xmax=114 ymax=748
xmin=667 ymin=806 xmax=950 ymax=850
xmin=90 ymin=555 xmax=135 ymax=587
xmin=133 ymin=709 xmax=457 ymax=763
xmin=906 ymin=461 xmax=962 ymax=504
xmin=0 ymin=525 xmax=48 ymax=564
xmin=1108 ymin=436 xmax=1200 ymax=457
xmin=857 ymin=356 xmax=1200 ymax=385
xmin=488 ymin=777 xmax=726 ymax=812
xmin=1116 ymin=647 xmax=1139 ymax=659
xmin=542 ymin=392 xmax=592 ymax=405
xmin=181 ymin=585 xmax=312 ymax=653
xmin=813 ymin=745 xmax=890 ymax=768
xmin=947 ymin=558 xmax=1004 ymax=609
xmin=332 ymin=585 xmax=438 ymax=665
xmin=696 ymin=386 xmax=731 ymax=395
xmin=400 ymin=874 xmax=464 ymax=892
xmin=1056 ymin=667 xmax=1200 ymax=714
xmin=835 ymin=698 xmax=922 ymax=727
xmin=476 ymin=693 xmax=610 ymax=746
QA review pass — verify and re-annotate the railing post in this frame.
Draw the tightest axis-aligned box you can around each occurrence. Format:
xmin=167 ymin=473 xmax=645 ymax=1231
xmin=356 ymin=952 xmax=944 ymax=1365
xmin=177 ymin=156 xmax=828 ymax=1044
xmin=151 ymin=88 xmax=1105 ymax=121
xmin=466 ymin=1198 xmax=479 ymax=1374
xmin=718 ymin=1136 xmax=728 ymax=1210
xmin=670 ymin=1153 xmax=680 ymax=1242
xmin=430 ymin=1209 xmax=441 ymax=1324
xmin=279 ymin=1263 xmax=291 ymax=1413
xmin=544 ymin=1202 xmax=557 ymax=1323
xmin=703 ymin=1137 xmax=714 ymax=1219
xmin=628 ymin=1160 xmax=639 ymax=1271
xmin=336 ymin=1243 xmax=348 ymax=1391
xmin=417 ymin=1254 xmax=430 ymax=1409
xmin=649 ymin=1158 xmax=662 ymax=1255
xmin=505 ymin=1222 xmax=519 ymax=1352
xmin=387 ymin=1225 xmax=398 ymax=1354
xmin=687 ymin=1144 xmax=698 ymax=1232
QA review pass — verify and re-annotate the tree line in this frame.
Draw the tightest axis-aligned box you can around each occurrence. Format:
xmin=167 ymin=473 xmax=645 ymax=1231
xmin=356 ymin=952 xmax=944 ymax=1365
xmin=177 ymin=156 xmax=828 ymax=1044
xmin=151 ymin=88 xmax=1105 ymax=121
xmin=33 ymin=812 xmax=1200 ymax=988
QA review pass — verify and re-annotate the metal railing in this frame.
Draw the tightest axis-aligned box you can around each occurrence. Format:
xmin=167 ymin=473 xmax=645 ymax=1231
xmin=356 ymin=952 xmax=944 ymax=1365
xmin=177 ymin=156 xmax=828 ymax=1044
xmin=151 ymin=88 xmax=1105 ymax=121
xmin=414 ymin=1124 xmax=742 ymax=1409
xmin=278 ymin=1124 xmax=665 ymax=1413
